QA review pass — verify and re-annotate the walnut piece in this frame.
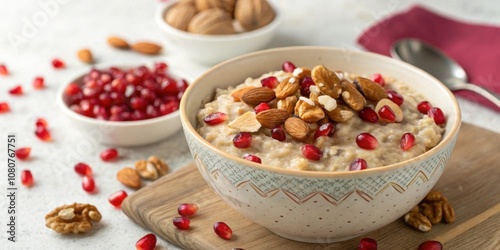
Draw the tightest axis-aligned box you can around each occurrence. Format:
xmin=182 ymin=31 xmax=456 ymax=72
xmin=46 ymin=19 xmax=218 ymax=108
xmin=148 ymin=156 xmax=170 ymax=176
xmin=45 ymin=203 xmax=102 ymax=234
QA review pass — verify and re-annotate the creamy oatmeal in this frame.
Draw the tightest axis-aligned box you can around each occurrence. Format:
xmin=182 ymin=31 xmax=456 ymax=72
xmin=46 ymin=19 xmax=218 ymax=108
xmin=197 ymin=64 xmax=445 ymax=171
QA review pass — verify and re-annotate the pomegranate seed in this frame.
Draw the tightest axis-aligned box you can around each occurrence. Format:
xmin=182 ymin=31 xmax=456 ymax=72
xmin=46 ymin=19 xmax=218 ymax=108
xmin=173 ymin=217 xmax=190 ymax=230
xmin=159 ymin=101 xmax=179 ymax=115
xmin=82 ymin=175 xmax=96 ymax=192
xmin=378 ymin=105 xmax=396 ymax=122
xmin=349 ymin=158 xmax=368 ymax=171
xmin=0 ymin=102 xmax=10 ymax=113
xmin=15 ymin=147 xmax=31 ymax=160
xmin=51 ymin=58 xmax=65 ymax=69
xmin=359 ymin=237 xmax=377 ymax=250
xmin=161 ymin=79 xmax=179 ymax=95
xmin=387 ymin=90 xmax=404 ymax=106
xmin=417 ymin=101 xmax=432 ymax=114
xmin=301 ymin=144 xmax=322 ymax=161
xmin=108 ymin=190 xmax=128 ymax=207
xmin=130 ymin=97 xmax=147 ymax=110
xmin=33 ymin=77 xmax=45 ymax=89
xmin=282 ymin=61 xmax=296 ymax=73
xmin=74 ymin=162 xmax=93 ymax=176
xmin=428 ymin=107 xmax=446 ymax=125
xmin=300 ymin=76 xmax=315 ymax=96
xmin=213 ymin=221 xmax=233 ymax=240
xmin=35 ymin=126 xmax=52 ymax=141
xmin=260 ymin=76 xmax=279 ymax=89
xmin=418 ymin=240 xmax=443 ymax=250
xmin=36 ymin=118 xmax=48 ymax=128
xmin=65 ymin=83 xmax=82 ymax=96
xmin=21 ymin=170 xmax=34 ymax=187
xmin=178 ymin=203 xmax=199 ymax=217
xmin=233 ymin=132 xmax=252 ymax=148
xmin=271 ymin=126 xmax=286 ymax=141
xmin=314 ymin=122 xmax=335 ymax=139
xmin=254 ymin=102 xmax=270 ymax=114
xmin=371 ymin=73 xmax=385 ymax=86
xmin=243 ymin=154 xmax=262 ymax=163
xmin=136 ymin=233 xmax=157 ymax=250
xmin=356 ymin=133 xmax=378 ymax=150
xmin=0 ymin=64 xmax=9 ymax=75
xmin=8 ymin=85 xmax=23 ymax=95
xmin=154 ymin=62 xmax=168 ymax=72
xmin=100 ymin=148 xmax=118 ymax=161
xmin=400 ymin=133 xmax=415 ymax=151
xmin=359 ymin=107 xmax=379 ymax=123
xmin=203 ymin=112 xmax=227 ymax=125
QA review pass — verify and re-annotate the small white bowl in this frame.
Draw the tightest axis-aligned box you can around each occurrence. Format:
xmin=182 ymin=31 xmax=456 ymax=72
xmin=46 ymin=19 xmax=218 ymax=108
xmin=57 ymin=63 xmax=193 ymax=147
xmin=156 ymin=1 xmax=282 ymax=65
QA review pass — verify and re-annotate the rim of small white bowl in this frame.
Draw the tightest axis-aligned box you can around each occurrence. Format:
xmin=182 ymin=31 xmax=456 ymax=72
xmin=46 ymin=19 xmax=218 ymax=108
xmin=180 ymin=46 xmax=462 ymax=178
xmin=156 ymin=0 xmax=282 ymax=42
xmin=57 ymin=62 xmax=194 ymax=128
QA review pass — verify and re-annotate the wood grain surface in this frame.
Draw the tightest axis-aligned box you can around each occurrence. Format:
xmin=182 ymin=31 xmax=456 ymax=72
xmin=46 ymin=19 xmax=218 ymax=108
xmin=122 ymin=123 xmax=500 ymax=250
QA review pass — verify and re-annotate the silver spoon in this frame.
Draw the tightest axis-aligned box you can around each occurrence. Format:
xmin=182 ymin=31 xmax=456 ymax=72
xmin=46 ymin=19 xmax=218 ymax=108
xmin=390 ymin=38 xmax=500 ymax=108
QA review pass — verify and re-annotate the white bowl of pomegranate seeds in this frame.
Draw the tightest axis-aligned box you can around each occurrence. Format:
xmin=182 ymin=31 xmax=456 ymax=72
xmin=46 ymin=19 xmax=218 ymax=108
xmin=57 ymin=62 xmax=192 ymax=146
xmin=180 ymin=47 xmax=461 ymax=242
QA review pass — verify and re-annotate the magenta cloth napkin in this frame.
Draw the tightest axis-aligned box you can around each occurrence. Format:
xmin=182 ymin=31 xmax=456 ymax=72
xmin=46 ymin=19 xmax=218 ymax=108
xmin=357 ymin=5 xmax=500 ymax=111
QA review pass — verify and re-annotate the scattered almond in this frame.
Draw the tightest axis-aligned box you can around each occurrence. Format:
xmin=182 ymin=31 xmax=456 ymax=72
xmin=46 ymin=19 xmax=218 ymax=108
xmin=241 ymin=87 xmax=276 ymax=106
xmin=284 ymin=117 xmax=309 ymax=141
xmin=353 ymin=77 xmax=387 ymax=102
xmin=131 ymin=42 xmax=162 ymax=55
xmin=116 ymin=167 xmax=141 ymax=189
xmin=255 ymin=108 xmax=289 ymax=128
xmin=311 ymin=65 xmax=342 ymax=99
xmin=76 ymin=49 xmax=94 ymax=64
xmin=231 ymin=86 xmax=256 ymax=102
xmin=107 ymin=36 xmax=130 ymax=49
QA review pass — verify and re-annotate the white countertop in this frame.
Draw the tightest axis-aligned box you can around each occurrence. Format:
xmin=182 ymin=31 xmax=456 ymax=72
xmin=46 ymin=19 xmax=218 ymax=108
xmin=0 ymin=0 xmax=498 ymax=249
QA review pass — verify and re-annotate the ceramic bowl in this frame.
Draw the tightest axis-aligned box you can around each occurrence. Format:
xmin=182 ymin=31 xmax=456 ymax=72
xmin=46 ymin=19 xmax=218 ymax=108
xmin=57 ymin=63 xmax=193 ymax=147
xmin=179 ymin=47 xmax=461 ymax=243
xmin=156 ymin=0 xmax=281 ymax=65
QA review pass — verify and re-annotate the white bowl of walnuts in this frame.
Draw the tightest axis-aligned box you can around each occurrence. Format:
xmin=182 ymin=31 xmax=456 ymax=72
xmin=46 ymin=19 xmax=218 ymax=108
xmin=157 ymin=0 xmax=281 ymax=65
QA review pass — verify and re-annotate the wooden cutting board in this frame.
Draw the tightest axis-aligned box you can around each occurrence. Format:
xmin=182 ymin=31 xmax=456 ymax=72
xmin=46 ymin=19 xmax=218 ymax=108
xmin=122 ymin=123 xmax=500 ymax=250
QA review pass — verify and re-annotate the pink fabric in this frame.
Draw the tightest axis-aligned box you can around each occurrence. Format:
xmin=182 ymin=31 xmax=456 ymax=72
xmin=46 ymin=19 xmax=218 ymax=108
xmin=357 ymin=5 xmax=500 ymax=111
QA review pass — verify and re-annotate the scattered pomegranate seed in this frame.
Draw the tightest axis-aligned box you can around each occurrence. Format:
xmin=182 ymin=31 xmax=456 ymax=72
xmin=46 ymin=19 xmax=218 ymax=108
xmin=0 ymin=64 xmax=8 ymax=75
xmin=301 ymin=144 xmax=322 ymax=161
xmin=371 ymin=73 xmax=385 ymax=86
xmin=418 ymin=240 xmax=443 ymax=250
xmin=0 ymin=102 xmax=10 ymax=113
xmin=51 ymin=58 xmax=65 ymax=69
xmin=387 ymin=90 xmax=404 ymax=106
xmin=254 ymin=102 xmax=270 ymax=114
xmin=233 ymin=132 xmax=252 ymax=148
xmin=65 ymin=83 xmax=82 ymax=96
xmin=35 ymin=126 xmax=52 ymax=141
xmin=314 ymin=122 xmax=335 ymax=139
xmin=100 ymin=148 xmax=118 ymax=161
xmin=417 ymin=101 xmax=432 ymax=114
xmin=21 ymin=170 xmax=34 ymax=187
xmin=378 ymin=105 xmax=396 ymax=122
xmin=136 ymin=233 xmax=157 ymax=250
xmin=178 ymin=203 xmax=199 ymax=217
xmin=260 ymin=76 xmax=279 ymax=89
xmin=33 ymin=77 xmax=45 ymax=89
xmin=359 ymin=107 xmax=379 ymax=123
xmin=243 ymin=154 xmax=262 ymax=163
xmin=349 ymin=158 xmax=368 ymax=171
xmin=358 ymin=237 xmax=377 ymax=250
xmin=203 ymin=112 xmax=227 ymax=125
xmin=74 ymin=162 xmax=93 ymax=176
xmin=213 ymin=221 xmax=233 ymax=240
xmin=154 ymin=62 xmax=168 ymax=72
xmin=300 ymin=76 xmax=315 ymax=96
xmin=282 ymin=61 xmax=296 ymax=73
xmin=35 ymin=117 xmax=48 ymax=128
xmin=271 ymin=126 xmax=286 ymax=141
xmin=173 ymin=217 xmax=191 ymax=230
xmin=428 ymin=107 xmax=446 ymax=125
xmin=356 ymin=133 xmax=378 ymax=150
xmin=15 ymin=147 xmax=31 ymax=160
xmin=82 ymin=176 xmax=96 ymax=193
xmin=400 ymin=133 xmax=416 ymax=151
xmin=108 ymin=190 xmax=128 ymax=207
xmin=8 ymin=85 xmax=23 ymax=95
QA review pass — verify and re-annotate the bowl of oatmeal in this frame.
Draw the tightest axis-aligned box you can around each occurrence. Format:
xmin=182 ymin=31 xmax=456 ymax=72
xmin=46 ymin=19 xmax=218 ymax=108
xmin=179 ymin=47 xmax=461 ymax=242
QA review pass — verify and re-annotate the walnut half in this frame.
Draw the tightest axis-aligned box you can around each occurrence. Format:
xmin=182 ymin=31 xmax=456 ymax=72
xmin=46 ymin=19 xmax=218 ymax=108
xmin=45 ymin=203 xmax=102 ymax=234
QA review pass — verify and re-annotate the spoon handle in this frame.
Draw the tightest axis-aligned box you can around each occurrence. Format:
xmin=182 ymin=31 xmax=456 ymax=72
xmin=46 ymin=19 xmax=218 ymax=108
xmin=461 ymin=83 xmax=500 ymax=108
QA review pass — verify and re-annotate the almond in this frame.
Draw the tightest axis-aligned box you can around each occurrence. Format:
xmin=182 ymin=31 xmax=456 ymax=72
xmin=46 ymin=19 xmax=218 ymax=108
xmin=353 ymin=77 xmax=387 ymax=102
xmin=275 ymin=76 xmax=300 ymax=99
xmin=324 ymin=104 xmax=353 ymax=123
xmin=340 ymin=80 xmax=366 ymax=111
xmin=292 ymin=67 xmax=311 ymax=80
xmin=228 ymin=111 xmax=261 ymax=132
xmin=284 ymin=117 xmax=309 ymax=141
xmin=165 ymin=3 xmax=197 ymax=31
xmin=311 ymin=65 xmax=342 ymax=98
xmin=76 ymin=49 xmax=93 ymax=64
xmin=107 ymin=36 xmax=129 ymax=49
xmin=241 ymin=87 xmax=276 ymax=106
xmin=231 ymin=86 xmax=256 ymax=101
xmin=131 ymin=42 xmax=162 ymax=55
xmin=255 ymin=108 xmax=289 ymax=128
xmin=116 ymin=167 xmax=141 ymax=189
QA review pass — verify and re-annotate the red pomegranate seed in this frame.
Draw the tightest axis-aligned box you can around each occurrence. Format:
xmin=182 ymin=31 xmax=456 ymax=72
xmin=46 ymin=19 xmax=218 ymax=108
xmin=33 ymin=77 xmax=45 ymax=89
xmin=400 ymin=133 xmax=415 ymax=151
xmin=173 ymin=217 xmax=191 ymax=230
xmin=300 ymin=76 xmax=315 ymax=96
xmin=213 ymin=221 xmax=233 ymax=240
xmin=371 ymin=73 xmax=385 ymax=86
xmin=15 ymin=147 xmax=31 ymax=160
xmin=349 ymin=158 xmax=368 ymax=171
xmin=359 ymin=107 xmax=379 ymax=123
xmin=136 ymin=233 xmax=157 ymax=250
xmin=74 ymin=162 xmax=93 ymax=176
xmin=35 ymin=126 xmax=52 ymax=141
xmin=130 ymin=97 xmax=147 ymax=110
xmin=8 ymin=85 xmax=23 ymax=95
xmin=254 ymin=102 xmax=270 ymax=114
xmin=36 ymin=118 xmax=48 ymax=128
xmin=65 ymin=83 xmax=82 ymax=96
xmin=243 ymin=154 xmax=262 ymax=163
xmin=51 ymin=58 xmax=65 ymax=69
xmin=154 ymin=62 xmax=168 ymax=72
xmin=387 ymin=90 xmax=404 ymax=106
xmin=378 ymin=105 xmax=396 ymax=122
xmin=282 ymin=61 xmax=296 ymax=73
xmin=271 ymin=126 xmax=286 ymax=141
xmin=21 ymin=170 xmax=34 ymax=187
xmin=82 ymin=176 xmax=95 ymax=193
xmin=203 ymin=112 xmax=227 ymax=125
xmin=100 ymin=148 xmax=118 ymax=161
xmin=428 ymin=107 xmax=446 ymax=125
xmin=108 ymin=190 xmax=128 ymax=207
xmin=356 ymin=133 xmax=378 ymax=150
xmin=301 ymin=144 xmax=322 ymax=161
xmin=314 ymin=122 xmax=335 ymax=139
xmin=0 ymin=64 xmax=8 ymax=75
xmin=178 ymin=203 xmax=199 ymax=217
xmin=418 ymin=240 xmax=443 ymax=250
xmin=417 ymin=101 xmax=432 ymax=114
xmin=359 ymin=237 xmax=377 ymax=250
xmin=0 ymin=102 xmax=10 ymax=113
xmin=233 ymin=132 xmax=252 ymax=148
xmin=260 ymin=76 xmax=279 ymax=89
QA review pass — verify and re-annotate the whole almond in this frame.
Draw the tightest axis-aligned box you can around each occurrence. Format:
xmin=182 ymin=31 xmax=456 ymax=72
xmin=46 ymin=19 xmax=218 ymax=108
xmin=187 ymin=8 xmax=235 ymax=35
xmin=231 ymin=86 xmax=256 ymax=101
xmin=311 ymin=65 xmax=342 ymax=99
xmin=241 ymin=87 xmax=276 ymax=106
xmin=107 ymin=36 xmax=129 ymax=49
xmin=131 ymin=42 xmax=162 ymax=55
xmin=165 ymin=3 xmax=197 ymax=31
xmin=340 ymin=80 xmax=366 ymax=111
xmin=275 ymin=76 xmax=300 ymax=99
xmin=255 ymin=108 xmax=289 ymax=128
xmin=235 ymin=0 xmax=275 ymax=31
xmin=284 ymin=117 xmax=309 ymax=141
xmin=116 ymin=167 xmax=141 ymax=189
xmin=353 ymin=77 xmax=387 ymax=102
xmin=77 ymin=49 xmax=93 ymax=64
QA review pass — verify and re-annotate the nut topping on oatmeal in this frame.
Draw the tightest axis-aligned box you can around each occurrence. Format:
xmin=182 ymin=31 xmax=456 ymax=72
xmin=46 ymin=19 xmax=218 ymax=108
xmin=228 ymin=111 xmax=261 ymax=132
xmin=340 ymin=80 xmax=366 ymax=111
xmin=275 ymin=76 xmax=300 ymax=99
xmin=324 ymin=104 xmax=353 ymax=123
xmin=375 ymin=98 xmax=403 ymax=122
xmin=294 ymin=98 xmax=325 ymax=123
xmin=311 ymin=65 xmax=342 ymax=98
xmin=277 ymin=95 xmax=298 ymax=114
xmin=255 ymin=108 xmax=290 ymax=128
xmin=231 ymin=86 xmax=256 ymax=102
xmin=353 ymin=77 xmax=388 ymax=102
xmin=284 ymin=117 xmax=309 ymax=141
xmin=241 ymin=87 xmax=276 ymax=106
